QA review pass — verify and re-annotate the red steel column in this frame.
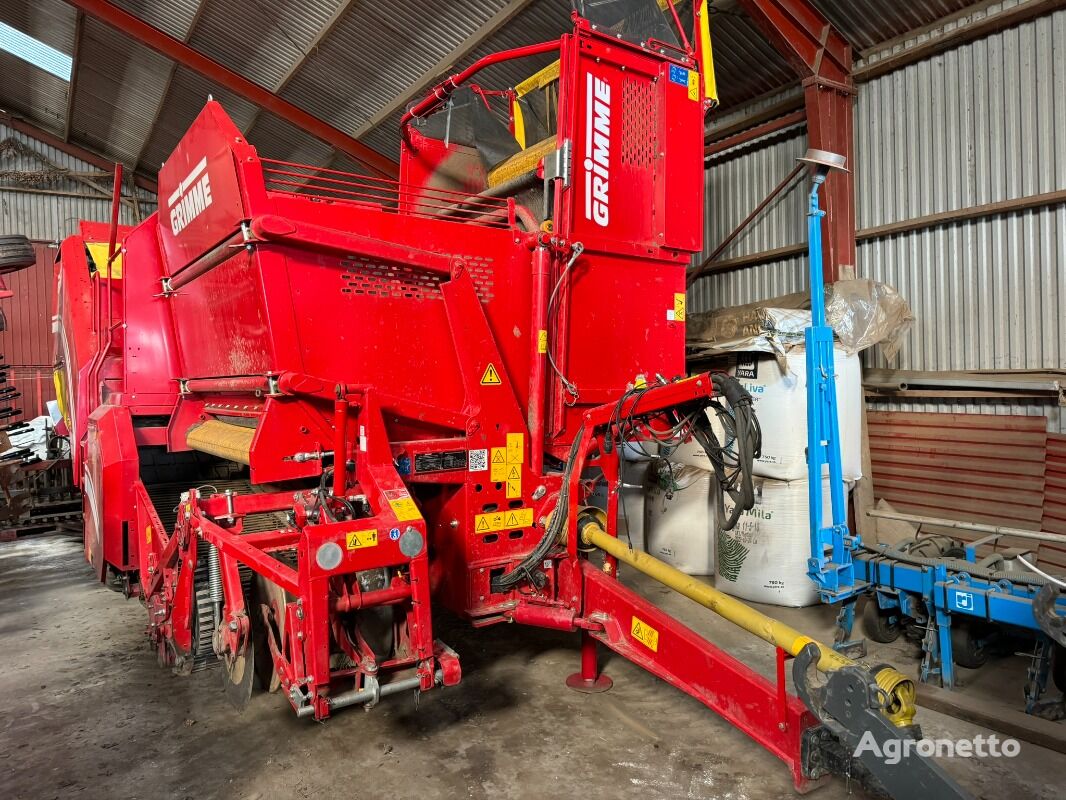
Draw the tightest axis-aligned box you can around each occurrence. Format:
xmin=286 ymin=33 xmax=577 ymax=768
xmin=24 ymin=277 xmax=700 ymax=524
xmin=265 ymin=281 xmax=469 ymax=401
xmin=735 ymin=0 xmax=857 ymax=280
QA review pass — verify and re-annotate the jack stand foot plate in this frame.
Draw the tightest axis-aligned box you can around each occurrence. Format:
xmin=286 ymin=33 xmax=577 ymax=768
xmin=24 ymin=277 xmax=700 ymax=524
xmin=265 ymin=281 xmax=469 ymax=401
xmin=566 ymin=673 xmax=613 ymax=693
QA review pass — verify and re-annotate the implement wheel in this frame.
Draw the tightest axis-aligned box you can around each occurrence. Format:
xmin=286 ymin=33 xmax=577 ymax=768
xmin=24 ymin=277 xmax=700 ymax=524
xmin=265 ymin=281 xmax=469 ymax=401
xmin=863 ymin=598 xmax=902 ymax=644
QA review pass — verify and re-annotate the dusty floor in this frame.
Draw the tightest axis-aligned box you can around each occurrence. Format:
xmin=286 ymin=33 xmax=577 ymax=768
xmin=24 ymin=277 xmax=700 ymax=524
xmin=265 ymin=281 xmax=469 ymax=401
xmin=1 ymin=535 xmax=1062 ymax=800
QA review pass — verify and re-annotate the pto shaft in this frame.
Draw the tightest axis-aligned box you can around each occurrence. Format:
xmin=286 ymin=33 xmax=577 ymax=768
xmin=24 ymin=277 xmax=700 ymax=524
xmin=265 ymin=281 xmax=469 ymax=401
xmin=578 ymin=520 xmax=916 ymax=726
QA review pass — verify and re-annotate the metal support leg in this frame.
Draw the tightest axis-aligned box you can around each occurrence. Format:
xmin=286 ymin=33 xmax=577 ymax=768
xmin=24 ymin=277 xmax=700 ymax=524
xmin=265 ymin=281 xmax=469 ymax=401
xmin=566 ymin=629 xmax=613 ymax=693
xmin=832 ymin=597 xmax=865 ymax=658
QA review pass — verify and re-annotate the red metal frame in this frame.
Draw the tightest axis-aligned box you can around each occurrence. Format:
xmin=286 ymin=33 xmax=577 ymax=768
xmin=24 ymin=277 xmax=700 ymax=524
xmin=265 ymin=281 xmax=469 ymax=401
xmin=57 ymin=6 xmax=831 ymax=792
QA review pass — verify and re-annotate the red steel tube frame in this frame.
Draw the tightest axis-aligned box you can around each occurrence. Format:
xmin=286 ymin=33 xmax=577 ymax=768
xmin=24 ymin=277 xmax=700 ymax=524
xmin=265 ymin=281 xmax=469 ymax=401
xmin=400 ymin=40 xmax=561 ymax=130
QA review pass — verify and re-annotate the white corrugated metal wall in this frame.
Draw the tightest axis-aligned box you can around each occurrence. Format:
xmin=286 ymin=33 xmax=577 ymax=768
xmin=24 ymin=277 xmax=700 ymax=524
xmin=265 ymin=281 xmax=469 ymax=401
xmin=691 ymin=2 xmax=1066 ymax=433
xmin=0 ymin=121 xmax=156 ymax=242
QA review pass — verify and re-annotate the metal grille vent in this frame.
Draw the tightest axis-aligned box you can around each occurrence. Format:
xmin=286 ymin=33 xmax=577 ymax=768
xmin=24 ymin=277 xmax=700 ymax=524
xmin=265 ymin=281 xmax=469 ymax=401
xmin=621 ymin=77 xmax=656 ymax=167
xmin=341 ymin=259 xmax=443 ymax=301
xmin=339 ymin=256 xmax=495 ymax=304
xmin=467 ymin=256 xmax=495 ymax=303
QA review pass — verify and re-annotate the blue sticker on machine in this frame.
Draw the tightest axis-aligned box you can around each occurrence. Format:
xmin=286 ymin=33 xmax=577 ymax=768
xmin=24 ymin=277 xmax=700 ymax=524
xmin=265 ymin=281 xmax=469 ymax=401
xmin=389 ymin=527 xmax=401 ymax=541
xmin=668 ymin=65 xmax=689 ymax=86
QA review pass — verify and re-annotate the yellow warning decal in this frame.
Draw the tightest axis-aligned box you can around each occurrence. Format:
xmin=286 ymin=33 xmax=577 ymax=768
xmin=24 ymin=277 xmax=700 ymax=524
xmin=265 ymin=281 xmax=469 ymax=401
xmin=687 ymin=71 xmax=700 ymax=102
xmin=481 ymin=363 xmax=502 ymax=385
xmin=631 ymin=616 xmax=660 ymax=652
xmin=474 ymin=507 xmax=534 ymax=534
xmin=145 ymin=525 xmax=152 ymax=545
xmin=389 ymin=497 xmax=422 ymax=522
xmin=537 ymin=329 xmax=548 ymax=354
xmin=506 ymin=479 xmax=521 ymax=499
xmin=506 ymin=432 xmax=524 ymax=464
xmin=345 ymin=529 xmax=378 ymax=550
xmin=674 ymin=293 xmax=686 ymax=322
xmin=490 ymin=447 xmax=508 ymax=480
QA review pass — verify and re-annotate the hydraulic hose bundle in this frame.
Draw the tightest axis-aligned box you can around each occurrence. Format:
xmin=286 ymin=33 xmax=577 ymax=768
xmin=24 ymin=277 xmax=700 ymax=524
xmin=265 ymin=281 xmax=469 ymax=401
xmin=491 ymin=374 xmax=761 ymax=593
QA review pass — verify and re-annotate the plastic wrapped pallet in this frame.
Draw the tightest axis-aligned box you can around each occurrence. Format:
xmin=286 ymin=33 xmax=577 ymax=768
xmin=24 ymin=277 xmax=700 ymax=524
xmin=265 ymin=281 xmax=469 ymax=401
xmin=643 ymin=461 xmax=715 ymax=575
xmin=717 ymin=476 xmax=847 ymax=608
xmin=671 ymin=347 xmax=862 ymax=481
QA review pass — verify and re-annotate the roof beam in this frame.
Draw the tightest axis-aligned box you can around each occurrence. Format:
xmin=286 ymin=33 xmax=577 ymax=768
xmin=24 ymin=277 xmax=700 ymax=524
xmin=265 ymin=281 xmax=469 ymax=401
xmin=353 ymin=0 xmax=538 ymax=138
xmin=242 ymin=0 xmax=359 ymax=142
xmin=64 ymin=0 xmax=399 ymax=178
xmin=63 ymin=11 xmax=84 ymax=142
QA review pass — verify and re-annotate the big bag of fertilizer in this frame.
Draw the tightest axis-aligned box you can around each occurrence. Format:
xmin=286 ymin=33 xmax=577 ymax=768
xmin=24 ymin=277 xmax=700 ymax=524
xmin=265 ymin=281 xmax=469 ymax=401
xmin=644 ymin=461 xmax=715 ymax=575
xmin=717 ymin=476 xmax=848 ymax=607
xmin=670 ymin=347 xmax=862 ymax=481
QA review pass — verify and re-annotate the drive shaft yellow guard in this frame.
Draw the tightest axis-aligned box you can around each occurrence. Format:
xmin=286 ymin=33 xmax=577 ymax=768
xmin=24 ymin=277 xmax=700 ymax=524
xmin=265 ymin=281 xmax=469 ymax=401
xmin=579 ymin=520 xmax=916 ymax=727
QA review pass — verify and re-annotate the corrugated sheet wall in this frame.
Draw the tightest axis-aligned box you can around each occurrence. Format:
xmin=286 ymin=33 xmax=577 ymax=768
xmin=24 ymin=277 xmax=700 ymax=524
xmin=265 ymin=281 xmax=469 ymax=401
xmin=0 ymin=121 xmax=157 ymax=242
xmin=691 ymin=3 xmax=1066 ymax=434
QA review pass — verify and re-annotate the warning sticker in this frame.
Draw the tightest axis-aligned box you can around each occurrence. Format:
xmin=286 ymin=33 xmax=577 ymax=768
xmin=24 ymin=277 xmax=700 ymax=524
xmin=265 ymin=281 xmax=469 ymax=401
xmin=389 ymin=497 xmax=422 ymax=521
xmin=145 ymin=525 xmax=152 ymax=545
xmin=506 ymin=479 xmax=521 ymax=499
xmin=490 ymin=447 xmax=508 ymax=481
xmin=469 ymin=449 xmax=488 ymax=472
xmin=631 ymin=616 xmax=660 ymax=652
xmin=346 ymin=529 xmax=378 ymax=550
xmin=480 ymin=363 xmax=502 ymax=385
xmin=537 ymin=329 xmax=548 ymax=354
xmin=667 ymin=293 xmax=686 ymax=322
xmin=474 ymin=507 xmax=534 ymax=533
xmin=506 ymin=432 xmax=524 ymax=464
xmin=687 ymin=71 xmax=700 ymax=102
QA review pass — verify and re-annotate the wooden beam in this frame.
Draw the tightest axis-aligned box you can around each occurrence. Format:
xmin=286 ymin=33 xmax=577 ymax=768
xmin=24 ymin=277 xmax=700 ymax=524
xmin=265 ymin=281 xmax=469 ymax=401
xmin=693 ymin=188 xmax=1066 ymax=278
xmin=352 ymin=0 xmax=538 ymax=138
xmin=63 ymin=11 xmax=84 ymax=143
xmin=854 ymin=0 xmax=1066 ymax=83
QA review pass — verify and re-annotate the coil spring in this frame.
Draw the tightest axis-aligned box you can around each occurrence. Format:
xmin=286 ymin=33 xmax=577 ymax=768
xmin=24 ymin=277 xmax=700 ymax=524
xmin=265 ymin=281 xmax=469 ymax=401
xmin=205 ymin=541 xmax=223 ymax=604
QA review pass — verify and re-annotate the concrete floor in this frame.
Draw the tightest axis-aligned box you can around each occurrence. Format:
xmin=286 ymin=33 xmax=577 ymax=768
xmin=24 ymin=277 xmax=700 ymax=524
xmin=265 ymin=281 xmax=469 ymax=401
xmin=1 ymin=535 xmax=1062 ymax=800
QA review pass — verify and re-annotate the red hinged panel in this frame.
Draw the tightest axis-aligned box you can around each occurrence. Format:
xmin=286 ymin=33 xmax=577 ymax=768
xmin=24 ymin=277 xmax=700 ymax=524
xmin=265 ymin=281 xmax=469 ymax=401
xmin=156 ymin=101 xmax=248 ymax=272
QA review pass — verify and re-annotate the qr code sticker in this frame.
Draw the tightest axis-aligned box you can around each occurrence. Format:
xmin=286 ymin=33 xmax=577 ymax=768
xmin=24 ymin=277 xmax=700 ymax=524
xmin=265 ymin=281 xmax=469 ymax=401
xmin=468 ymin=449 xmax=488 ymax=472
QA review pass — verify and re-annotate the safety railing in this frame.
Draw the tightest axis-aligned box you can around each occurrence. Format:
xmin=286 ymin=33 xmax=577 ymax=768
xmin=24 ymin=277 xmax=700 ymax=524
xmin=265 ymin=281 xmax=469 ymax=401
xmin=260 ymin=158 xmax=514 ymax=229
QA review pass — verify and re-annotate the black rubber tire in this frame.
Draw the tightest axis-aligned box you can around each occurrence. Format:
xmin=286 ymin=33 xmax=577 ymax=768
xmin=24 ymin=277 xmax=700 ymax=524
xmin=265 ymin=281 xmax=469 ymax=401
xmin=0 ymin=235 xmax=36 ymax=273
xmin=863 ymin=598 xmax=902 ymax=644
xmin=1053 ymin=645 xmax=1065 ymax=694
xmin=951 ymin=623 xmax=989 ymax=669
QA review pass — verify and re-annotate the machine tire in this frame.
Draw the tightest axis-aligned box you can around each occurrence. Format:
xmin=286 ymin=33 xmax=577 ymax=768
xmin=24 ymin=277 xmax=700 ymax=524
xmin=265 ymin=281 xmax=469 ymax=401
xmin=0 ymin=235 xmax=36 ymax=273
xmin=1053 ymin=645 xmax=1065 ymax=694
xmin=863 ymin=598 xmax=902 ymax=644
xmin=951 ymin=623 xmax=989 ymax=669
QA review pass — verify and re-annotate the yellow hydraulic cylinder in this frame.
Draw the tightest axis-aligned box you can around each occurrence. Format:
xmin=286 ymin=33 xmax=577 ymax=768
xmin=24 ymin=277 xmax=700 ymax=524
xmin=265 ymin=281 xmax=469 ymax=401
xmin=579 ymin=520 xmax=916 ymax=727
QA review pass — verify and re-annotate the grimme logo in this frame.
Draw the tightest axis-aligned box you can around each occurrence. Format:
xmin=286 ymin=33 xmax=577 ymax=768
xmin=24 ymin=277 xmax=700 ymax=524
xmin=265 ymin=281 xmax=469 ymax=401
xmin=168 ymin=156 xmax=214 ymax=236
xmin=583 ymin=72 xmax=611 ymax=227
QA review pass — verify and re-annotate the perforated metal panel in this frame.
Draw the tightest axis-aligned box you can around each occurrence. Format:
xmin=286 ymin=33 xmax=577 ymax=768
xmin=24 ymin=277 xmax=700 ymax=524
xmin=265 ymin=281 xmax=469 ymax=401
xmin=621 ymin=76 xmax=656 ymax=168
xmin=339 ymin=255 xmax=495 ymax=304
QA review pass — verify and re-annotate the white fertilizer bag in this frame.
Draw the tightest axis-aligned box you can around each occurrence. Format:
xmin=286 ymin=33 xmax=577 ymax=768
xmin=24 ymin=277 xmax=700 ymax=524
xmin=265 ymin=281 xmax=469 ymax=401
xmin=671 ymin=347 xmax=862 ymax=481
xmin=644 ymin=462 xmax=715 ymax=575
xmin=717 ymin=476 xmax=848 ymax=607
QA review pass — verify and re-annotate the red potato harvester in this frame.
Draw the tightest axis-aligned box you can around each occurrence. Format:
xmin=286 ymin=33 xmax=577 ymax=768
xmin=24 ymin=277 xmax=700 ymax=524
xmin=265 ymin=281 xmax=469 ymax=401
xmin=53 ymin=4 xmax=970 ymax=797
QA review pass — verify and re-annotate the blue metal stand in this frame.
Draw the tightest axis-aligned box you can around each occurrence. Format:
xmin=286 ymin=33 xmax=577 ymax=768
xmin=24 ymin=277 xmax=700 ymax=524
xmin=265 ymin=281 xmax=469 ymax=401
xmin=804 ymin=174 xmax=860 ymax=603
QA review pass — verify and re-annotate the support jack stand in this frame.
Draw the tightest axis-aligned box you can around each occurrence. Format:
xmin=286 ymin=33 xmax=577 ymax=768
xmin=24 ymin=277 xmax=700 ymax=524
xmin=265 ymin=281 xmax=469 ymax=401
xmin=566 ymin=630 xmax=613 ymax=693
